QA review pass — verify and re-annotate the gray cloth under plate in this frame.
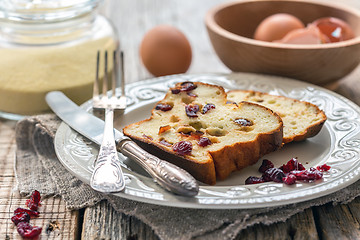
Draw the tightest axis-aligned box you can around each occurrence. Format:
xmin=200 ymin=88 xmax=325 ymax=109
xmin=15 ymin=114 xmax=360 ymax=240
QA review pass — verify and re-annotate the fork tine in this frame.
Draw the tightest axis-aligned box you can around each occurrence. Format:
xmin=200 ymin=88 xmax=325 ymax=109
xmin=93 ymin=51 xmax=100 ymax=100
xmin=120 ymin=51 xmax=125 ymax=97
xmin=103 ymin=51 xmax=108 ymax=98
xmin=112 ymin=50 xmax=117 ymax=98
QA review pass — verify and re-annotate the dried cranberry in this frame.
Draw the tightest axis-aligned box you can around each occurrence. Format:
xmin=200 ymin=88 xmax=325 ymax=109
xmin=316 ymin=164 xmax=331 ymax=172
xmin=198 ymin=137 xmax=212 ymax=147
xmin=282 ymin=174 xmax=297 ymax=185
xmin=26 ymin=190 xmax=41 ymax=211
xmin=258 ymin=159 xmax=274 ymax=173
xmin=180 ymin=82 xmax=197 ymax=92
xmin=172 ymin=141 xmax=192 ymax=155
xmin=17 ymin=221 xmax=42 ymax=239
xmin=201 ymin=103 xmax=216 ymax=114
xmin=185 ymin=104 xmax=199 ymax=117
xmin=26 ymin=199 xmax=38 ymax=211
xmin=291 ymin=168 xmax=323 ymax=182
xmin=245 ymin=176 xmax=265 ymax=184
xmin=262 ymin=168 xmax=285 ymax=183
xmin=171 ymin=88 xmax=181 ymax=94
xmin=309 ymin=167 xmax=323 ymax=179
xmin=155 ymin=103 xmax=173 ymax=111
xmin=234 ymin=118 xmax=253 ymax=126
xmin=11 ymin=212 xmax=30 ymax=225
xmin=159 ymin=139 xmax=172 ymax=147
xmin=14 ymin=207 xmax=39 ymax=217
xmin=280 ymin=158 xmax=305 ymax=173
xmin=245 ymin=158 xmax=329 ymax=186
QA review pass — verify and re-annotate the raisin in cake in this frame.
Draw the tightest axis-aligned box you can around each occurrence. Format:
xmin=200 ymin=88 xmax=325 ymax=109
xmin=123 ymin=82 xmax=283 ymax=185
xmin=227 ymin=90 xmax=326 ymax=144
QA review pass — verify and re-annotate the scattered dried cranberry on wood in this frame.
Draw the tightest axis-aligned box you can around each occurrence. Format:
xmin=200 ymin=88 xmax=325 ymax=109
xmin=26 ymin=190 xmax=41 ymax=211
xmin=185 ymin=104 xmax=200 ymax=117
xmin=11 ymin=212 xmax=30 ymax=225
xmin=201 ymin=103 xmax=215 ymax=114
xmin=172 ymin=141 xmax=192 ymax=155
xmin=12 ymin=190 xmax=43 ymax=239
xmin=14 ymin=208 xmax=39 ymax=217
xmin=17 ymin=222 xmax=42 ymax=239
xmin=155 ymin=103 xmax=173 ymax=111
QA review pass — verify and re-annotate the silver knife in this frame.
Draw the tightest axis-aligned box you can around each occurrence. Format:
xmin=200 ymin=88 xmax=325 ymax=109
xmin=45 ymin=91 xmax=199 ymax=197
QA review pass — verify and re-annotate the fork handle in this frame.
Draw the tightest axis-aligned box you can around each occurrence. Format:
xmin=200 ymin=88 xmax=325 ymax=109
xmin=90 ymin=108 xmax=125 ymax=193
xmin=116 ymin=138 xmax=199 ymax=197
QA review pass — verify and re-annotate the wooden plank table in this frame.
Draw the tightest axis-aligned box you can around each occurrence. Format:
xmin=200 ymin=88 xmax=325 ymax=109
xmin=1 ymin=0 xmax=360 ymax=239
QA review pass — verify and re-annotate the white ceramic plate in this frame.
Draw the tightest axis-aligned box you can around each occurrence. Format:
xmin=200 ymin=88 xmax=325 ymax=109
xmin=54 ymin=73 xmax=360 ymax=209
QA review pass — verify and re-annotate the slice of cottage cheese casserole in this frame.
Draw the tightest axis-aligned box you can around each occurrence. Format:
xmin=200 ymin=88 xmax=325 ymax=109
xmin=123 ymin=82 xmax=283 ymax=185
xmin=227 ymin=90 xmax=326 ymax=144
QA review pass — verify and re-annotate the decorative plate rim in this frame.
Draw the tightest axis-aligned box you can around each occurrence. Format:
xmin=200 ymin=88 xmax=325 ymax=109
xmin=54 ymin=73 xmax=360 ymax=209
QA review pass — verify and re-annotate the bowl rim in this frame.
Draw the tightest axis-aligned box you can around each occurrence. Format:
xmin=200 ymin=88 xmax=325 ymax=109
xmin=205 ymin=0 xmax=360 ymax=49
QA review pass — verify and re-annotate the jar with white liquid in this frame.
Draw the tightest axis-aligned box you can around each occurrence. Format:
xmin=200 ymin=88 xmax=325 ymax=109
xmin=0 ymin=0 xmax=117 ymax=120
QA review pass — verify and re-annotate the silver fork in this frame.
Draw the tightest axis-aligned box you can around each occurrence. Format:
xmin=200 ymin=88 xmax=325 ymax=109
xmin=90 ymin=50 xmax=126 ymax=193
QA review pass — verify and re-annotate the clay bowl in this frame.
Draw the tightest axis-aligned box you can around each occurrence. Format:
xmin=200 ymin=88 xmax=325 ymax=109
xmin=205 ymin=0 xmax=360 ymax=85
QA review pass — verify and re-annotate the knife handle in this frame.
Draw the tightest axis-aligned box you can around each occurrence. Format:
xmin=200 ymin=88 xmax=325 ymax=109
xmin=116 ymin=138 xmax=199 ymax=197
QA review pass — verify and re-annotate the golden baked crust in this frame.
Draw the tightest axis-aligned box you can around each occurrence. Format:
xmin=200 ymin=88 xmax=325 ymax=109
xmin=123 ymin=82 xmax=283 ymax=185
xmin=227 ymin=90 xmax=327 ymax=144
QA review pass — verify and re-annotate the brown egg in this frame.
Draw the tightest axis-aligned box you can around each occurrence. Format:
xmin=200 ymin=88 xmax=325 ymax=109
xmin=254 ymin=13 xmax=305 ymax=42
xmin=277 ymin=25 xmax=330 ymax=44
xmin=311 ymin=17 xmax=355 ymax=43
xmin=140 ymin=25 xmax=192 ymax=76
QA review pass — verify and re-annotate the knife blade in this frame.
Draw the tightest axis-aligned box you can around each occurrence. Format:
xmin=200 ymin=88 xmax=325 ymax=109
xmin=46 ymin=91 xmax=199 ymax=197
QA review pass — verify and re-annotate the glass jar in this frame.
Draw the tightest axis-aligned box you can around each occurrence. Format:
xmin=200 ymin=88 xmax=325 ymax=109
xmin=0 ymin=0 xmax=117 ymax=120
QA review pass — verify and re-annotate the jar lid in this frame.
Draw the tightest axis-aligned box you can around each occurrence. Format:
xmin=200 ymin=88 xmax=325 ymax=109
xmin=0 ymin=0 xmax=103 ymax=23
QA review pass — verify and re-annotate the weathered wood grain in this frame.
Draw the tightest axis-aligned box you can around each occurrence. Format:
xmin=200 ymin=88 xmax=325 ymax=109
xmin=313 ymin=197 xmax=360 ymax=240
xmin=331 ymin=67 xmax=360 ymax=106
xmin=0 ymin=120 xmax=79 ymax=240
xmin=81 ymin=200 xmax=159 ymax=240
xmin=235 ymin=208 xmax=319 ymax=240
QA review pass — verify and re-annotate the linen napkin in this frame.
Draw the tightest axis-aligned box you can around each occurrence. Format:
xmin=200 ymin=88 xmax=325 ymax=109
xmin=15 ymin=114 xmax=360 ymax=240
